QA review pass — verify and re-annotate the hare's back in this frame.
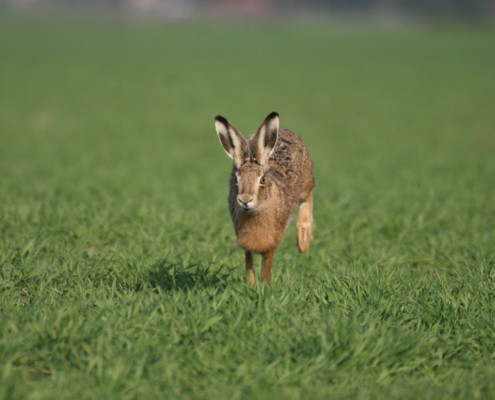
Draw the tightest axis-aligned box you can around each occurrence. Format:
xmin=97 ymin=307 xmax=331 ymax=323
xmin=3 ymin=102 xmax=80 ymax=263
xmin=271 ymin=128 xmax=311 ymax=168
xmin=267 ymin=128 xmax=314 ymax=190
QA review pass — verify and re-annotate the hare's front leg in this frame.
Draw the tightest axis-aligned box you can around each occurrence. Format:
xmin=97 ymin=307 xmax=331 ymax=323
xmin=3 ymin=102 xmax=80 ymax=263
xmin=261 ymin=249 xmax=275 ymax=282
xmin=297 ymin=192 xmax=313 ymax=253
xmin=245 ymin=251 xmax=255 ymax=287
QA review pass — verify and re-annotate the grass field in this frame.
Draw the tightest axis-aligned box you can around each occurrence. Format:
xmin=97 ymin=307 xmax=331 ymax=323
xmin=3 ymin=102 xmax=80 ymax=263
xmin=1 ymin=16 xmax=494 ymax=399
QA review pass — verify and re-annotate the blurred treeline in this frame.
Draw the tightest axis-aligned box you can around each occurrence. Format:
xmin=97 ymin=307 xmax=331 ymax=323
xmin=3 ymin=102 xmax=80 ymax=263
xmin=2 ymin=0 xmax=494 ymax=23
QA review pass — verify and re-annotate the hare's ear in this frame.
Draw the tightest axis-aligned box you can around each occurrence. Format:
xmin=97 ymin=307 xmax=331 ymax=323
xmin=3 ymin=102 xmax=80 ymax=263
xmin=215 ymin=115 xmax=248 ymax=169
xmin=251 ymin=112 xmax=279 ymax=166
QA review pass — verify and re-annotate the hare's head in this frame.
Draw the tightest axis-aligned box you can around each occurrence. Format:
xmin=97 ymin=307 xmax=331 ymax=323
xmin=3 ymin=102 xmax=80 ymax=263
xmin=215 ymin=112 xmax=279 ymax=212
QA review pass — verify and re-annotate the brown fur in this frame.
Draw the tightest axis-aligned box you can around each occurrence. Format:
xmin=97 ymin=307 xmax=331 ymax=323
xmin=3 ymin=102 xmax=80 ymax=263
xmin=215 ymin=113 xmax=315 ymax=285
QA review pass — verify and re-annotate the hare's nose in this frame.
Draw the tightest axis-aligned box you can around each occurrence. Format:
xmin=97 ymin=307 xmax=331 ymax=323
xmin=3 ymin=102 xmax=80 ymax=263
xmin=237 ymin=194 xmax=253 ymax=207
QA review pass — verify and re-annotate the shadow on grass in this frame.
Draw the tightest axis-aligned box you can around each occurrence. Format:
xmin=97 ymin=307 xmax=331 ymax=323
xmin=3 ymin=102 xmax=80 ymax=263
xmin=143 ymin=259 xmax=234 ymax=292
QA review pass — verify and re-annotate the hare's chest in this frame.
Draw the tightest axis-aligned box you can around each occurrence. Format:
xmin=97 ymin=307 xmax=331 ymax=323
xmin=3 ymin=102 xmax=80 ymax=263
xmin=233 ymin=212 xmax=282 ymax=254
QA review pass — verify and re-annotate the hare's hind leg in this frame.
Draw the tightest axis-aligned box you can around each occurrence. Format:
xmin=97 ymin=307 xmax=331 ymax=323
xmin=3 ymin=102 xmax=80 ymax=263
xmin=297 ymin=192 xmax=313 ymax=253
xmin=245 ymin=251 xmax=255 ymax=287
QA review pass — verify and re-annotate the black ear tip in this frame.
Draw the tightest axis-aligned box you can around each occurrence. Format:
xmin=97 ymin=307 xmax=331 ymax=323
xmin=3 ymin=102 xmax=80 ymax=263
xmin=215 ymin=115 xmax=228 ymax=124
xmin=266 ymin=111 xmax=279 ymax=120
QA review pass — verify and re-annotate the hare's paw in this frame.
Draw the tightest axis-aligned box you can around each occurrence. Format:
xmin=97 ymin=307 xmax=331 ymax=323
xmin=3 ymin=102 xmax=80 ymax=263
xmin=297 ymin=222 xmax=313 ymax=253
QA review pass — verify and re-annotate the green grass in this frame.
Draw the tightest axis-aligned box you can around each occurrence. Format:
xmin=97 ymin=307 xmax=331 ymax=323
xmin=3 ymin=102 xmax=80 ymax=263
xmin=1 ymin=16 xmax=495 ymax=399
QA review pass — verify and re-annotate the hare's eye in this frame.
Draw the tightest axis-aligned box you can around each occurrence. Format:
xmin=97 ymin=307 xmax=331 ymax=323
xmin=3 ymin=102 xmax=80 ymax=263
xmin=260 ymin=175 xmax=266 ymax=186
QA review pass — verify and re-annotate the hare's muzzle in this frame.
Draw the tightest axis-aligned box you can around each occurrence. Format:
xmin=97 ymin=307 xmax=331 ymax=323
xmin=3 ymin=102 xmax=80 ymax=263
xmin=237 ymin=194 xmax=255 ymax=211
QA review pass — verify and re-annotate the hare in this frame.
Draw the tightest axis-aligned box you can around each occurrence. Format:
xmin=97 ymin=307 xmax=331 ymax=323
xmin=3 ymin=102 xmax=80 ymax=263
xmin=215 ymin=112 xmax=315 ymax=286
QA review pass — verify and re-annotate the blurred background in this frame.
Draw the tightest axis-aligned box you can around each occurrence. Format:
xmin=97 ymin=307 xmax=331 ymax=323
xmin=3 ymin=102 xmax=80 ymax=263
xmin=2 ymin=0 xmax=495 ymax=23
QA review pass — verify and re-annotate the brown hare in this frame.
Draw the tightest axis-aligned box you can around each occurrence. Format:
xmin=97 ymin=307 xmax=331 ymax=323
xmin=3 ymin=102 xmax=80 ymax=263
xmin=215 ymin=112 xmax=315 ymax=286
